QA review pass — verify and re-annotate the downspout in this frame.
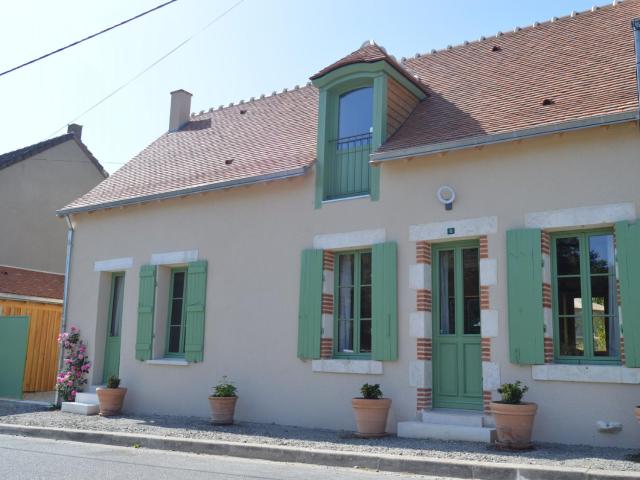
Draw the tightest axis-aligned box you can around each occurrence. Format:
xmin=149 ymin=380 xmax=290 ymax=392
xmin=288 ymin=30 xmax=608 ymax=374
xmin=55 ymin=214 xmax=74 ymax=406
xmin=633 ymin=18 xmax=640 ymax=120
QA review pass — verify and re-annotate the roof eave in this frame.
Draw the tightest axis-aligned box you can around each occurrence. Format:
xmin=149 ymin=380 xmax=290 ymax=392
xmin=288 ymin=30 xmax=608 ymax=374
xmin=57 ymin=164 xmax=312 ymax=216
xmin=371 ymin=111 xmax=640 ymax=164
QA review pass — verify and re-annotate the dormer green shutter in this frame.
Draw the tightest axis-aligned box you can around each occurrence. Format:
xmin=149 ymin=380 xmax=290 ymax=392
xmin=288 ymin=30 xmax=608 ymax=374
xmin=136 ymin=265 xmax=156 ymax=361
xmin=615 ymin=221 xmax=640 ymax=367
xmin=372 ymin=241 xmax=398 ymax=361
xmin=185 ymin=260 xmax=208 ymax=363
xmin=297 ymin=249 xmax=323 ymax=359
xmin=507 ymin=229 xmax=545 ymax=365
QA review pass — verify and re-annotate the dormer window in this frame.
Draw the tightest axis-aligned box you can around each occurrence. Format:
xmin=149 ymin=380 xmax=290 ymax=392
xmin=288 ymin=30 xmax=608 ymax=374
xmin=338 ymin=87 xmax=373 ymax=141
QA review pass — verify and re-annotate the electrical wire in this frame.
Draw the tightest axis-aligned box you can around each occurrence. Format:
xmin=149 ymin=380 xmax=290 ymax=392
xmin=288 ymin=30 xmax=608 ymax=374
xmin=47 ymin=0 xmax=245 ymax=138
xmin=0 ymin=0 xmax=179 ymax=78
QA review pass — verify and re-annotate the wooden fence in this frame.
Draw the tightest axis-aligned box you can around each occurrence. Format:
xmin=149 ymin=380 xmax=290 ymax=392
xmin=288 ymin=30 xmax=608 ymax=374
xmin=0 ymin=300 xmax=62 ymax=392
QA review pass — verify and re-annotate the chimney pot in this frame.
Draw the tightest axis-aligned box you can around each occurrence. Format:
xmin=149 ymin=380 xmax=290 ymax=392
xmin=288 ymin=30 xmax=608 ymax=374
xmin=169 ymin=89 xmax=192 ymax=132
xmin=67 ymin=123 xmax=82 ymax=139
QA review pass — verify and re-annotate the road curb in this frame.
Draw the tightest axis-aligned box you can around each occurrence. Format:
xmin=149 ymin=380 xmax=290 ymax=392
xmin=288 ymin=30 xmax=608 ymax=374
xmin=0 ymin=423 xmax=637 ymax=480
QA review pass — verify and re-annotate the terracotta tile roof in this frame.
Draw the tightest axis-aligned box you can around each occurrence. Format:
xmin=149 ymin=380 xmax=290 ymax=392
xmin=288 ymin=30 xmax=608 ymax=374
xmin=62 ymin=86 xmax=318 ymax=212
xmin=379 ymin=0 xmax=640 ymax=152
xmin=0 ymin=266 xmax=64 ymax=301
xmin=62 ymin=1 xmax=640 ymax=213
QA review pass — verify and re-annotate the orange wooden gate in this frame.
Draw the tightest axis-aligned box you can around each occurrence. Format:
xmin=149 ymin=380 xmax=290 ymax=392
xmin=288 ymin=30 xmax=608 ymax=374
xmin=0 ymin=300 xmax=62 ymax=392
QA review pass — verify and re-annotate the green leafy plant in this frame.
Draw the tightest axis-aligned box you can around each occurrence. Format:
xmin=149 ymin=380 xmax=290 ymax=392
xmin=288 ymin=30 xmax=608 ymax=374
xmin=55 ymin=326 xmax=91 ymax=402
xmin=497 ymin=381 xmax=528 ymax=404
xmin=212 ymin=376 xmax=237 ymax=397
xmin=106 ymin=375 xmax=121 ymax=389
xmin=360 ymin=383 xmax=383 ymax=399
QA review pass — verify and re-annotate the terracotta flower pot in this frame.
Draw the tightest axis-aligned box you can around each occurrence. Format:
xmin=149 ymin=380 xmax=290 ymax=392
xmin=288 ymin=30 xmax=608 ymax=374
xmin=635 ymin=406 xmax=640 ymax=423
xmin=208 ymin=396 xmax=238 ymax=425
xmin=96 ymin=387 xmax=127 ymax=416
xmin=491 ymin=401 xmax=538 ymax=449
xmin=352 ymin=398 xmax=391 ymax=438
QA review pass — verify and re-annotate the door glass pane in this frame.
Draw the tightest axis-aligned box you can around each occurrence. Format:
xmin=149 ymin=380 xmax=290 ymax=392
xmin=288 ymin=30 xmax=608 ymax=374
xmin=559 ymin=316 xmax=584 ymax=356
xmin=339 ymin=319 xmax=354 ymax=352
xmin=360 ymin=252 xmax=371 ymax=285
xmin=338 ymin=87 xmax=373 ymax=140
xmin=439 ymin=250 xmax=455 ymax=335
xmin=591 ymin=275 xmax=614 ymax=316
xmin=360 ymin=319 xmax=371 ymax=353
xmin=338 ymin=255 xmax=354 ymax=286
xmin=592 ymin=315 xmax=618 ymax=357
xmin=589 ymin=234 xmax=614 ymax=274
xmin=360 ymin=286 xmax=371 ymax=319
xmin=338 ymin=254 xmax=355 ymax=353
xmin=556 ymin=237 xmax=580 ymax=275
xmin=109 ymin=275 xmax=124 ymax=337
xmin=557 ymin=277 xmax=582 ymax=316
xmin=462 ymin=248 xmax=480 ymax=334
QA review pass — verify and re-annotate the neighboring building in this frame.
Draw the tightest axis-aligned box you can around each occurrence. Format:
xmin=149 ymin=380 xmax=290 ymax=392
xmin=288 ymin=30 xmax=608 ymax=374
xmin=59 ymin=2 xmax=640 ymax=447
xmin=0 ymin=124 xmax=107 ymax=273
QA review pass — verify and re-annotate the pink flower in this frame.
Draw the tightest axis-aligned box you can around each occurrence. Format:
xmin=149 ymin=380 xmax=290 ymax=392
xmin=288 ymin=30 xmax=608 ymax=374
xmin=78 ymin=354 xmax=84 ymax=360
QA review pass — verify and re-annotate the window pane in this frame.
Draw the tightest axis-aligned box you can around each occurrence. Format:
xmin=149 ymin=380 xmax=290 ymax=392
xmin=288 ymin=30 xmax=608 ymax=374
xmin=360 ymin=285 xmax=371 ymax=319
xmin=338 ymin=319 xmax=354 ymax=352
xmin=172 ymin=272 xmax=185 ymax=298
xmin=109 ymin=275 xmax=124 ymax=337
xmin=338 ymin=287 xmax=353 ymax=320
xmin=170 ymin=299 xmax=183 ymax=326
xmin=592 ymin=315 xmax=618 ymax=357
xmin=360 ymin=320 xmax=371 ymax=353
xmin=168 ymin=326 xmax=181 ymax=353
xmin=439 ymin=250 xmax=455 ymax=335
xmin=591 ymin=275 xmax=615 ymax=317
xmin=557 ymin=277 xmax=582 ymax=316
xmin=338 ymin=255 xmax=354 ymax=286
xmin=360 ymin=252 xmax=371 ymax=285
xmin=338 ymin=87 xmax=373 ymax=139
xmin=556 ymin=237 xmax=580 ymax=276
xmin=558 ymin=316 xmax=584 ymax=356
xmin=462 ymin=248 xmax=480 ymax=334
xmin=589 ymin=234 xmax=614 ymax=274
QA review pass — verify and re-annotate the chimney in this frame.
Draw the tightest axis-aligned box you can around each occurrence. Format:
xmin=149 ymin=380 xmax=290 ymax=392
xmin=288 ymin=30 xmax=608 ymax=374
xmin=633 ymin=19 xmax=640 ymax=114
xmin=169 ymin=89 xmax=192 ymax=132
xmin=67 ymin=123 xmax=82 ymax=139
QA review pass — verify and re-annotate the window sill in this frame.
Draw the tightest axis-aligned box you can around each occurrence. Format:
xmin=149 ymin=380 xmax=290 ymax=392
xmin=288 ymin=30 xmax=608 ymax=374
xmin=312 ymin=359 xmax=383 ymax=375
xmin=145 ymin=358 xmax=190 ymax=366
xmin=322 ymin=194 xmax=370 ymax=204
xmin=532 ymin=364 xmax=640 ymax=384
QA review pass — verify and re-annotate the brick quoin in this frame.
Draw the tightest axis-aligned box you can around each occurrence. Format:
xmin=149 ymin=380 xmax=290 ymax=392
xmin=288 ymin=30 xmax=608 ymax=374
xmin=417 ymin=388 xmax=432 ymax=411
xmin=320 ymin=338 xmax=333 ymax=359
xmin=544 ymin=337 xmax=554 ymax=363
xmin=483 ymin=391 xmax=492 ymax=414
xmin=541 ymin=231 xmax=551 ymax=255
xmin=416 ymin=241 xmax=431 ymax=264
xmin=481 ymin=337 xmax=491 ymax=362
xmin=323 ymin=250 xmax=334 ymax=271
xmin=417 ymin=338 xmax=432 ymax=360
xmin=479 ymin=235 xmax=489 ymax=259
xmin=621 ymin=337 xmax=626 ymax=365
xmin=542 ymin=283 xmax=552 ymax=309
xmin=480 ymin=286 xmax=490 ymax=310
xmin=321 ymin=293 xmax=333 ymax=315
xmin=416 ymin=289 xmax=432 ymax=312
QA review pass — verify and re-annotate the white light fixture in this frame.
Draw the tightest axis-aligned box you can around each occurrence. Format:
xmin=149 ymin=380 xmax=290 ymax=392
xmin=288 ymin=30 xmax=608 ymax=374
xmin=437 ymin=185 xmax=456 ymax=210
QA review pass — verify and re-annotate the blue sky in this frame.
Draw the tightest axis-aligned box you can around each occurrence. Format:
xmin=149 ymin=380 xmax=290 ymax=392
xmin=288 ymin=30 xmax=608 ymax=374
xmin=0 ymin=0 xmax=601 ymax=173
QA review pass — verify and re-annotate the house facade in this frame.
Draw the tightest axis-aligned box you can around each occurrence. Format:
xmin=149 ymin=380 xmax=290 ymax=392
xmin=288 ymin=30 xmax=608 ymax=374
xmin=60 ymin=2 xmax=640 ymax=447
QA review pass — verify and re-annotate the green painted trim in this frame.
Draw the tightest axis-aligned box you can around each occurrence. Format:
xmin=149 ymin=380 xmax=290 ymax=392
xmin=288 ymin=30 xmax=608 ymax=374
xmin=103 ymin=272 xmax=124 ymax=382
xmin=550 ymin=229 xmax=620 ymax=365
xmin=314 ymin=89 xmax=328 ymax=209
xmin=333 ymin=250 xmax=372 ymax=359
xmin=370 ymin=74 xmax=386 ymax=201
xmin=165 ymin=267 xmax=188 ymax=357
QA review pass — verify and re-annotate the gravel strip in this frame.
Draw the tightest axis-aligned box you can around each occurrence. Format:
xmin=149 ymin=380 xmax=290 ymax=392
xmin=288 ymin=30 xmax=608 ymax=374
xmin=1 ymin=401 xmax=638 ymax=472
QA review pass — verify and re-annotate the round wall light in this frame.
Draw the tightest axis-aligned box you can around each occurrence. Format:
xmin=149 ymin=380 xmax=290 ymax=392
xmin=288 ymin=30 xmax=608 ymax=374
xmin=437 ymin=185 xmax=456 ymax=210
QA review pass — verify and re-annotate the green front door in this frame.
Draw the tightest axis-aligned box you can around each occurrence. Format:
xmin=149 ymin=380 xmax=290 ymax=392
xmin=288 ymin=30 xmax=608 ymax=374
xmin=432 ymin=242 xmax=483 ymax=410
xmin=0 ymin=316 xmax=29 ymax=399
xmin=103 ymin=272 xmax=124 ymax=382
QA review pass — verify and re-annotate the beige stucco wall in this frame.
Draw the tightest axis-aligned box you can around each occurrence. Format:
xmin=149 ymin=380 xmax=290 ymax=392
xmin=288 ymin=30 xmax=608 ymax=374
xmin=0 ymin=140 xmax=105 ymax=273
xmin=67 ymin=122 xmax=640 ymax=447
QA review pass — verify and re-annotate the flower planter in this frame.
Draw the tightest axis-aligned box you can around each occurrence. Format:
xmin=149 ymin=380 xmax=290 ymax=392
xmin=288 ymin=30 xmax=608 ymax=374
xmin=352 ymin=398 xmax=391 ymax=438
xmin=491 ymin=401 xmax=537 ymax=449
xmin=96 ymin=387 xmax=127 ymax=416
xmin=208 ymin=396 xmax=238 ymax=425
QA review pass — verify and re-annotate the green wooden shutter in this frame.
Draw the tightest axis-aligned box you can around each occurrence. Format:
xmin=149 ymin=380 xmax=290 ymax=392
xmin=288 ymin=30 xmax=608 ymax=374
xmin=372 ymin=241 xmax=398 ymax=361
xmin=297 ymin=249 xmax=323 ymax=359
xmin=135 ymin=265 xmax=156 ymax=361
xmin=185 ymin=260 xmax=208 ymax=363
xmin=506 ymin=229 xmax=544 ymax=364
xmin=615 ymin=221 xmax=640 ymax=367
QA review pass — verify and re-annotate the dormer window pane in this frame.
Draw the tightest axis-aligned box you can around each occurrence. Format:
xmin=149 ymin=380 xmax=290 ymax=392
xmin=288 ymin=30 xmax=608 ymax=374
xmin=338 ymin=87 xmax=373 ymax=140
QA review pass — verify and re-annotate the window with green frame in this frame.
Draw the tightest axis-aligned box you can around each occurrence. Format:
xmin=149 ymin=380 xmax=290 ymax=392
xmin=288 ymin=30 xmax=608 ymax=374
xmin=166 ymin=267 xmax=188 ymax=356
xmin=334 ymin=250 xmax=372 ymax=358
xmin=551 ymin=230 xmax=620 ymax=364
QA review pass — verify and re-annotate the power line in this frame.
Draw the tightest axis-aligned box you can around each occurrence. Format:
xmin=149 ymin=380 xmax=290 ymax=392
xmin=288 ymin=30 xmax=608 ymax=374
xmin=0 ymin=0 xmax=179 ymax=78
xmin=47 ymin=0 xmax=246 ymax=138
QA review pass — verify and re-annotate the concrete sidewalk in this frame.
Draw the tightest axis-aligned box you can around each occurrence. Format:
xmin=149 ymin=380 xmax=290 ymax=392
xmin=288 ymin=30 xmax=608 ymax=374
xmin=1 ymin=423 xmax=638 ymax=480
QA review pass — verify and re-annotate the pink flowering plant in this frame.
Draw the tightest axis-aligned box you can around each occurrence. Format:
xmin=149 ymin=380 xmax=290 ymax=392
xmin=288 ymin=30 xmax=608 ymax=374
xmin=56 ymin=326 xmax=91 ymax=402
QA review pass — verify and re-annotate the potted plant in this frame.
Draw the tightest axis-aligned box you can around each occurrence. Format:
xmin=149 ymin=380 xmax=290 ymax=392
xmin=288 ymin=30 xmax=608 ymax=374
xmin=208 ymin=376 xmax=238 ymax=425
xmin=490 ymin=381 xmax=537 ymax=449
xmin=96 ymin=375 xmax=127 ymax=416
xmin=352 ymin=383 xmax=391 ymax=438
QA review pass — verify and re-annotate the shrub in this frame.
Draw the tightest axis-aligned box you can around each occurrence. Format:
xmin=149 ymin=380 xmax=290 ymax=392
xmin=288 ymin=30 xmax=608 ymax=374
xmin=56 ymin=326 xmax=91 ymax=402
xmin=212 ymin=376 xmax=237 ymax=397
xmin=497 ymin=381 xmax=528 ymax=404
xmin=360 ymin=383 xmax=383 ymax=400
xmin=106 ymin=375 xmax=121 ymax=389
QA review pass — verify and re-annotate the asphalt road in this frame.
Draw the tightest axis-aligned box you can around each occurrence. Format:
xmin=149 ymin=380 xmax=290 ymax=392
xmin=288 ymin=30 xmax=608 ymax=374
xmin=0 ymin=434 xmax=449 ymax=479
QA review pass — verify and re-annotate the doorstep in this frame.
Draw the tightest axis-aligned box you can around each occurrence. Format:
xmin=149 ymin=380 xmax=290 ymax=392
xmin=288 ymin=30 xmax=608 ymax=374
xmin=398 ymin=408 xmax=496 ymax=443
